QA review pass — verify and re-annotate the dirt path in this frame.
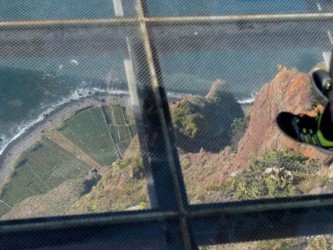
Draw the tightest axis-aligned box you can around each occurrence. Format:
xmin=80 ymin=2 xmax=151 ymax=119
xmin=48 ymin=130 xmax=102 ymax=169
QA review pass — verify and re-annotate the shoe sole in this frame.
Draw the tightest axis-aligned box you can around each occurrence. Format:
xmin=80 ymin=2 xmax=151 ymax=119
xmin=278 ymin=126 xmax=333 ymax=155
xmin=312 ymin=68 xmax=330 ymax=100
xmin=276 ymin=114 xmax=333 ymax=156
xmin=313 ymin=145 xmax=333 ymax=155
xmin=312 ymin=79 xmax=328 ymax=100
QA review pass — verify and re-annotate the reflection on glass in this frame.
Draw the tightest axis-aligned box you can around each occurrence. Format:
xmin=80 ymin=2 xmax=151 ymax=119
xmin=151 ymin=21 xmax=333 ymax=203
xmin=0 ymin=0 xmax=136 ymax=21
xmin=145 ymin=0 xmax=333 ymax=16
xmin=0 ymin=26 xmax=149 ymax=220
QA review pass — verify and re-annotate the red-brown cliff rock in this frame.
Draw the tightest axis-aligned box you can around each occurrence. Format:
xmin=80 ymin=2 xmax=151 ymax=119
xmin=231 ymin=67 xmax=329 ymax=170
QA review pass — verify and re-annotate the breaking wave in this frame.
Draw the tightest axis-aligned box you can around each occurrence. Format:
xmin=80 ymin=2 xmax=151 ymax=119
xmin=236 ymin=92 xmax=257 ymax=104
xmin=0 ymin=87 xmax=195 ymax=155
xmin=0 ymin=87 xmax=121 ymax=155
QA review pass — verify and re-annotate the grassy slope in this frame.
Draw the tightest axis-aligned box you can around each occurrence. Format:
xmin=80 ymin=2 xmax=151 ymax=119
xmin=2 ymin=172 xmax=101 ymax=220
xmin=0 ymin=104 xmax=136 ymax=218
xmin=0 ymin=137 xmax=90 ymax=214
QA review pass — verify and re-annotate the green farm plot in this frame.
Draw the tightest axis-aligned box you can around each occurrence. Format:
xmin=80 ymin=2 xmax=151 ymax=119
xmin=59 ymin=107 xmax=118 ymax=166
xmin=102 ymin=106 xmax=115 ymax=125
xmin=0 ymin=138 xmax=90 ymax=211
xmin=0 ymin=104 xmax=138 ymax=218
xmin=109 ymin=105 xmax=125 ymax=126
xmin=117 ymin=141 xmax=133 ymax=155
xmin=129 ymin=124 xmax=137 ymax=137
xmin=26 ymin=139 xmax=90 ymax=182
xmin=103 ymin=105 xmax=126 ymax=125
xmin=103 ymin=105 xmax=137 ymax=155
xmin=0 ymin=202 xmax=10 ymax=217
xmin=109 ymin=125 xmax=132 ymax=143
xmin=110 ymin=125 xmax=120 ymax=143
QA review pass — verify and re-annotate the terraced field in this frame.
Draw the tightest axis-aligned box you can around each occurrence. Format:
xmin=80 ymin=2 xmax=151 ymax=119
xmin=59 ymin=107 xmax=118 ymax=166
xmin=103 ymin=105 xmax=135 ymax=144
xmin=0 ymin=138 xmax=91 ymax=211
xmin=0 ymin=104 xmax=136 ymax=217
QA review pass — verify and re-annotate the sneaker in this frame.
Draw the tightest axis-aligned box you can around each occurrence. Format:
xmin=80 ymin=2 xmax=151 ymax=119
xmin=276 ymin=111 xmax=333 ymax=155
xmin=312 ymin=69 xmax=332 ymax=100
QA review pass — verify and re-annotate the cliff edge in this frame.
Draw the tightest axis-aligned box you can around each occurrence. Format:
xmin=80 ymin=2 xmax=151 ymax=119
xmin=232 ymin=67 xmax=329 ymax=170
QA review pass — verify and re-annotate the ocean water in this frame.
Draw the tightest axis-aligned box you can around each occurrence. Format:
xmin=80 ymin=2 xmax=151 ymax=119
xmin=145 ymin=0 xmax=309 ymax=16
xmin=0 ymin=45 xmax=326 ymax=153
xmin=0 ymin=0 xmax=324 ymax=21
xmin=0 ymin=1 xmax=332 ymax=154
xmin=159 ymin=47 xmax=325 ymax=98
xmin=0 ymin=0 xmax=136 ymax=20
xmin=0 ymin=52 xmax=127 ymax=152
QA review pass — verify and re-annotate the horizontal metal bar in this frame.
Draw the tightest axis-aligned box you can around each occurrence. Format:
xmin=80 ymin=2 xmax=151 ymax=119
xmin=146 ymin=13 xmax=333 ymax=23
xmin=0 ymin=18 xmax=138 ymax=28
xmin=1 ymin=218 xmax=183 ymax=249
xmin=3 ymin=194 xmax=333 ymax=233
xmin=0 ymin=13 xmax=332 ymax=28
xmin=3 ymin=196 xmax=333 ymax=248
xmin=188 ymin=195 xmax=333 ymax=217
xmin=0 ymin=210 xmax=178 ymax=233
xmin=191 ymin=204 xmax=333 ymax=246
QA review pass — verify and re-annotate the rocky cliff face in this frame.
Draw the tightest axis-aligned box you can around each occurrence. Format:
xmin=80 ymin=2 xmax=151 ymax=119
xmin=232 ymin=67 xmax=329 ymax=170
xmin=3 ymin=67 xmax=333 ymax=220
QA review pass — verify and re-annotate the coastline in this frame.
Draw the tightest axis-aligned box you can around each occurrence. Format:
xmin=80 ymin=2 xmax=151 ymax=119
xmin=0 ymin=87 xmax=254 ymax=185
xmin=0 ymin=94 xmax=129 ymax=185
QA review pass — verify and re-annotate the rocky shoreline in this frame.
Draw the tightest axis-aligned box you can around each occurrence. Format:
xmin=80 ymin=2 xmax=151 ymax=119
xmin=0 ymin=94 xmax=129 ymax=185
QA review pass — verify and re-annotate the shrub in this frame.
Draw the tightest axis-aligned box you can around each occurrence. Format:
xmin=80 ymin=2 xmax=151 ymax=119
xmin=220 ymin=150 xmax=321 ymax=200
xmin=257 ymin=237 xmax=306 ymax=250
xmin=230 ymin=111 xmax=250 ymax=152
xmin=307 ymin=236 xmax=328 ymax=250
xmin=171 ymin=90 xmax=244 ymax=152
xmin=171 ymin=98 xmax=206 ymax=139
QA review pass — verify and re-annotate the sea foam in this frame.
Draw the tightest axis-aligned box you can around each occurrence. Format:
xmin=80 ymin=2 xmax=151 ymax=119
xmin=0 ymin=87 xmax=122 ymax=155
xmin=236 ymin=92 xmax=257 ymax=105
xmin=0 ymin=87 xmax=251 ymax=155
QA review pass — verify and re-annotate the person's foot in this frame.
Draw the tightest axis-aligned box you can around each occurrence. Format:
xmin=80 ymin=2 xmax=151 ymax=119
xmin=312 ymin=69 xmax=332 ymax=100
xmin=276 ymin=111 xmax=333 ymax=155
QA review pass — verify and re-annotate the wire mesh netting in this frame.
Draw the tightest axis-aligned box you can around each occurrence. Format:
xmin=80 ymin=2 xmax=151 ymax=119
xmin=0 ymin=0 xmax=137 ymax=20
xmin=1 ymin=0 xmax=333 ymax=215
xmin=149 ymin=19 xmax=333 ymax=204
xmin=200 ymin=234 xmax=333 ymax=250
xmin=144 ymin=0 xmax=333 ymax=16
xmin=0 ymin=25 xmax=152 ymax=220
xmin=1 ymin=1 xmax=333 ymax=249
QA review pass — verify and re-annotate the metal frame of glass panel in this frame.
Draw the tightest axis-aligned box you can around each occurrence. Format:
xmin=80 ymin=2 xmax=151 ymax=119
xmin=2 ymin=1 xmax=333 ymax=249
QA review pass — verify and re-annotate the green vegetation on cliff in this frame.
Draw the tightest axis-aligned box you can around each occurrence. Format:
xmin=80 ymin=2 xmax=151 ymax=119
xmin=67 ymin=137 xmax=148 ymax=214
xmin=220 ymin=150 xmax=321 ymax=200
xmin=171 ymin=83 xmax=244 ymax=152
xmin=172 ymin=97 xmax=207 ymax=139
xmin=230 ymin=109 xmax=251 ymax=152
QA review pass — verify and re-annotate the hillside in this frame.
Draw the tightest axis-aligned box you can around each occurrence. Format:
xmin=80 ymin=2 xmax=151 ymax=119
xmin=179 ymin=67 xmax=333 ymax=203
xmin=0 ymin=100 xmax=136 ymax=218
xmin=231 ymin=66 xmax=329 ymax=171
xmin=2 ymin=172 xmax=101 ymax=220
xmin=2 ymin=67 xmax=333 ymax=220
xmin=170 ymin=79 xmax=244 ymax=152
